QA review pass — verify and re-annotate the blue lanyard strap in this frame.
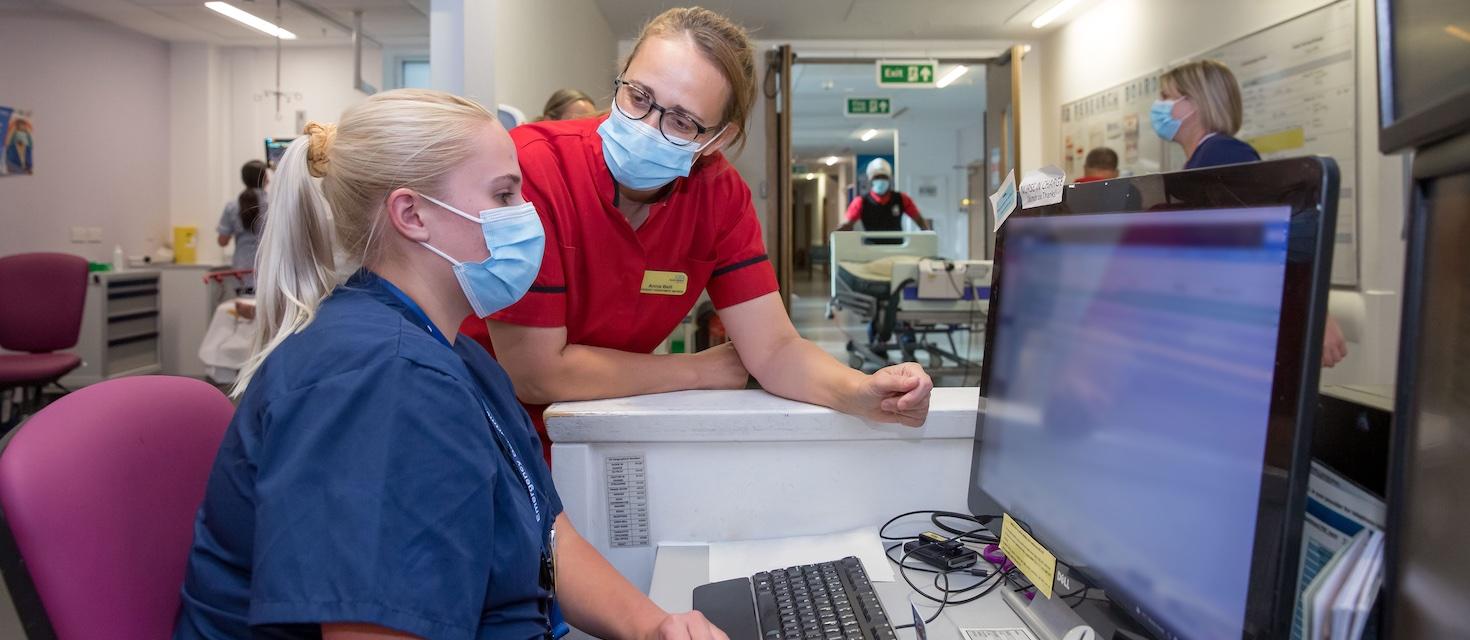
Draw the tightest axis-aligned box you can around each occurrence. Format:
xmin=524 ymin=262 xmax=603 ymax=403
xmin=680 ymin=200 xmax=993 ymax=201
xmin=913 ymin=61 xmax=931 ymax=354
xmin=478 ymin=399 xmax=543 ymax=525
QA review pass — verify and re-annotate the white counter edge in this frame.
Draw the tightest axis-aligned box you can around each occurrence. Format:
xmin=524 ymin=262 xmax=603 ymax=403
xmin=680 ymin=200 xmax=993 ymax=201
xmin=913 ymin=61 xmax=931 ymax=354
xmin=545 ymin=387 xmax=982 ymax=443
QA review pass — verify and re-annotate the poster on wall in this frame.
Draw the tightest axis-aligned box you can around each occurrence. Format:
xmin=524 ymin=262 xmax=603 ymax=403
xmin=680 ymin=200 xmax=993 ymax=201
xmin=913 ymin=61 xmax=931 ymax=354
xmin=1060 ymin=74 xmax=1164 ymax=179
xmin=0 ymin=106 xmax=35 ymax=177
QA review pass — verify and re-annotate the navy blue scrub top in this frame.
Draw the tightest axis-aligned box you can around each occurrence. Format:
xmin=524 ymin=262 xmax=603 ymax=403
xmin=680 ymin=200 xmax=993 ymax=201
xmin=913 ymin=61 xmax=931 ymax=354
xmin=1184 ymin=133 xmax=1262 ymax=169
xmin=175 ymin=270 xmax=563 ymax=640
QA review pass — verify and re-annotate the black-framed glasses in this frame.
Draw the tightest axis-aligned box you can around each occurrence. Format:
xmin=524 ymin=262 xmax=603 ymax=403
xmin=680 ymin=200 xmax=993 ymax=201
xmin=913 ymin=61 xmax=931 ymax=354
xmin=612 ymin=77 xmax=724 ymax=147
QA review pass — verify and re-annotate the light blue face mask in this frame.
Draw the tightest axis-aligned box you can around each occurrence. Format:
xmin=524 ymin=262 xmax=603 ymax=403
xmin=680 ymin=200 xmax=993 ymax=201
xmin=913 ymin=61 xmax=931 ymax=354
xmin=1151 ymin=98 xmax=1188 ymax=141
xmin=417 ymin=194 xmax=545 ymax=318
xmin=598 ymin=108 xmax=724 ymax=190
xmin=871 ymin=178 xmax=891 ymax=195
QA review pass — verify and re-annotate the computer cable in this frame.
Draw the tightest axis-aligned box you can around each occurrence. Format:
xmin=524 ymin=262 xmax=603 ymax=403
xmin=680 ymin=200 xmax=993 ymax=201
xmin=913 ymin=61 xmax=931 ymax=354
xmin=882 ymin=511 xmax=1014 ymax=631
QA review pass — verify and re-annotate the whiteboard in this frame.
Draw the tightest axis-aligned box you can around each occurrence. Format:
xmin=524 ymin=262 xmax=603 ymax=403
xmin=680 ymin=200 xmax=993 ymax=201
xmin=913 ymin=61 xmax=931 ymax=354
xmin=1058 ymin=0 xmax=1360 ymax=285
xmin=1060 ymin=74 xmax=1165 ymax=179
xmin=1196 ymin=0 xmax=1359 ymax=285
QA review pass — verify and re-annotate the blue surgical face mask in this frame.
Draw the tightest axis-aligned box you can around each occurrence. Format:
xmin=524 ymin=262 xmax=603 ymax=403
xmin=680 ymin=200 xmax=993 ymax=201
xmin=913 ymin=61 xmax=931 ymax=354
xmin=417 ymin=194 xmax=545 ymax=318
xmin=871 ymin=179 xmax=891 ymax=195
xmin=1151 ymin=98 xmax=1188 ymax=141
xmin=598 ymin=108 xmax=724 ymax=190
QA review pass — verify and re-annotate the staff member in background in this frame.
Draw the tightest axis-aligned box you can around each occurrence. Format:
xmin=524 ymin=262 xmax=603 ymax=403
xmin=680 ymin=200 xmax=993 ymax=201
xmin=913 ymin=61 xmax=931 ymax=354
xmin=217 ymin=160 xmax=268 ymax=280
xmin=1153 ymin=60 xmax=1262 ymax=169
xmin=836 ymin=158 xmax=931 ymax=232
xmin=466 ymin=7 xmax=933 ymax=462
xmin=1074 ymin=147 xmax=1119 ymax=183
xmin=176 ymin=90 xmax=725 ymax=640
xmin=1153 ymin=60 xmax=1348 ymax=367
xmin=540 ymin=88 xmax=598 ymax=121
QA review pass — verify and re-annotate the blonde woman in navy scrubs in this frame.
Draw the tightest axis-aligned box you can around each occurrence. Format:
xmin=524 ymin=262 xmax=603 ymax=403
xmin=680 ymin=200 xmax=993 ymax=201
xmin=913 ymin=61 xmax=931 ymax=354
xmin=174 ymin=90 xmax=726 ymax=640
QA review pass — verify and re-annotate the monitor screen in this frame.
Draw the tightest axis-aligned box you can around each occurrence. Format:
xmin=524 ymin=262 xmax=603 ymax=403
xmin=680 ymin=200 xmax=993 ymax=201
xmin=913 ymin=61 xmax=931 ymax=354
xmin=975 ymin=206 xmax=1292 ymax=638
xmin=265 ymin=137 xmax=294 ymax=168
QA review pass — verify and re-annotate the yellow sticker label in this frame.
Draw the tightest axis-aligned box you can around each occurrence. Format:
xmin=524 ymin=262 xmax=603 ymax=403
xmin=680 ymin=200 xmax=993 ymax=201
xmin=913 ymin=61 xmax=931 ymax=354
xmin=640 ymin=270 xmax=689 ymax=296
xmin=998 ymin=513 xmax=1058 ymax=598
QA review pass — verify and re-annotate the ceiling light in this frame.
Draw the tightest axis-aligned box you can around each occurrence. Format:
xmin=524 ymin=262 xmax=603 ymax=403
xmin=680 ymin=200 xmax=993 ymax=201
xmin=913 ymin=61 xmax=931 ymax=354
xmin=205 ymin=1 xmax=298 ymax=39
xmin=823 ymin=156 xmax=839 ymax=166
xmin=805 ymin=173 xmax=818 ymax=180
xmin=936 ymin=65 xmax=969 ymax=89
xmin=1031 ymin=0 xmax=1083 ymax=29
xmin=861 ymin=129 xmax=879 ymax=141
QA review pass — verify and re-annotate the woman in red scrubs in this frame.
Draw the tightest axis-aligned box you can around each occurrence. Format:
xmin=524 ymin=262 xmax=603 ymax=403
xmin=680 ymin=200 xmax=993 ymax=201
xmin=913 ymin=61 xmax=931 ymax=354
xmin=473 ymin=7 xmax=933 ymax=459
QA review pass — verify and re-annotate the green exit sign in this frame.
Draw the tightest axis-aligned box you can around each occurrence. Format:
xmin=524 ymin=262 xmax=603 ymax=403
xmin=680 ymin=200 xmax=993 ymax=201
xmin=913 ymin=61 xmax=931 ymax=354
xmin=845 ymin=97 xmax=891 ymax=116
xmin=876 ymin=59 xmax=937 ymax=87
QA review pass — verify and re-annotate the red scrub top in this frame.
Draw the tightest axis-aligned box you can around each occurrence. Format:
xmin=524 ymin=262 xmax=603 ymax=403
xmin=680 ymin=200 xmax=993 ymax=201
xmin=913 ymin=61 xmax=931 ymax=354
xmin=461 ymin=115 xmax=779 ymax=461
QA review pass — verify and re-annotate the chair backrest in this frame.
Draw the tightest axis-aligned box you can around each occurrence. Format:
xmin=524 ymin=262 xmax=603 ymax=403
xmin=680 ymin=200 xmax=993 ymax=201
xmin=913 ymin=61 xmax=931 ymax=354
xmin=0 ymin=253 xmax=89 ymax=353
xmin=0 ymin=376 xmax=233 ymax=639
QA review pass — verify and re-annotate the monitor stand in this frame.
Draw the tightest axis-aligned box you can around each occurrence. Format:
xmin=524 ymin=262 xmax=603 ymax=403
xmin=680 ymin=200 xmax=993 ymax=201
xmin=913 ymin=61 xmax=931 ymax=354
xmin=1001 ymin=587 xmax=1097 ymax=640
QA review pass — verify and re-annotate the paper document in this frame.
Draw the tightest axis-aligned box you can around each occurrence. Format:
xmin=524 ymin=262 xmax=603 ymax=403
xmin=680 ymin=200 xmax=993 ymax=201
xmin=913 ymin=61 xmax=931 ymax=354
xmin=707 ymin=526 xmax=895 ymax=583
xmin=961 ymin=629 xmax=1038 ymax=640
xmin=1291 ymin=462 xmax=1386 ymax=640
xmin=1019 ymin=166 xmax=1066 ymax=208
xmin=990 ymin=170 xmax=1017 ymax=232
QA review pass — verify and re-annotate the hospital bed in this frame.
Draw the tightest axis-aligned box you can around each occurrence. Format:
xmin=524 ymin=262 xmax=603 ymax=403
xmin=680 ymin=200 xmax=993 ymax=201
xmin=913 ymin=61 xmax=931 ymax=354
xmin=827 ymin=231 xmax=990 ymax=379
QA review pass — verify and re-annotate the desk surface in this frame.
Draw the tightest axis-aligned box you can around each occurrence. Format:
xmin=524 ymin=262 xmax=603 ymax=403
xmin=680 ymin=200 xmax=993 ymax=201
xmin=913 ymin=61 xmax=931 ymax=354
xmin=651 ymin=544 xmax=1029 ymax=639
xmin=546 ymin=387 xmax=982 ymax=443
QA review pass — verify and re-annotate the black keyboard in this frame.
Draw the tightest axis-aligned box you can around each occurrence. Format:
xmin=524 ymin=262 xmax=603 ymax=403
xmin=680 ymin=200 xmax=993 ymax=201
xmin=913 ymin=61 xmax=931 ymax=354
xmin=751 ymin=556 xmax=897 ymax=640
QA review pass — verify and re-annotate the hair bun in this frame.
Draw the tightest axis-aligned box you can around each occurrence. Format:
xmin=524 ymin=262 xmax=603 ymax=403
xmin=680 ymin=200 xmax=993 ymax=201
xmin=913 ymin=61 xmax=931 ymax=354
xmin=304 ymin=121 xmax=337 ymax=178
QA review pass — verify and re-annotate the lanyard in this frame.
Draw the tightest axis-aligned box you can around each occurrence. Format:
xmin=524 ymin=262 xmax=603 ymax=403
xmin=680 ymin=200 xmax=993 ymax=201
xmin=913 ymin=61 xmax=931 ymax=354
xmin=373 ymin=273 xmax=558 ymax=636
xmin=377 ymin=276 xmax=543 ymax=523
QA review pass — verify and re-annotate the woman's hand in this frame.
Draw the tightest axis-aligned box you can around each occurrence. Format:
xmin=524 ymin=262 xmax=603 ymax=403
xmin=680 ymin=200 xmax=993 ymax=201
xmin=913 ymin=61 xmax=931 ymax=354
xmin=1322 ymin=315 xmax=1348 ymax=368
xmin=693 ymin=342 xmax=750 ymax=390
xmin=641 ymin=611 xmax=729 ymax=640
xmin=848 ymin=362 xmax=933 ymax=427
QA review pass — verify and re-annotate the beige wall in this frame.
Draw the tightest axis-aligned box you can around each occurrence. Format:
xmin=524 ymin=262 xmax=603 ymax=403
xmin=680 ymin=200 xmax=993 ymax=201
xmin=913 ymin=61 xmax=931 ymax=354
xmin=0 ymin=10 xmax=171 ymax=262
xmin=494 ymin=0 xmax=618 ymax=120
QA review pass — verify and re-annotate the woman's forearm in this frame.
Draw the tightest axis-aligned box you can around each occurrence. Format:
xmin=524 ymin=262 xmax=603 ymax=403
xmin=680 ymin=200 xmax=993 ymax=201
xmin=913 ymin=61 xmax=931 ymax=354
xmin=554 ymin=515 xmax=666 ymax=639
xmin=745 ymin=334 xmax=864 ymax=413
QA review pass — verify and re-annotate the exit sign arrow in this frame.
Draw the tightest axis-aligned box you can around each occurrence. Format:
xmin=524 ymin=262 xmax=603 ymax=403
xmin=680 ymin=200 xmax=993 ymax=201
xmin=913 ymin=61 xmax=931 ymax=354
xmin=876 ymin=59 xmax=938 ymax=88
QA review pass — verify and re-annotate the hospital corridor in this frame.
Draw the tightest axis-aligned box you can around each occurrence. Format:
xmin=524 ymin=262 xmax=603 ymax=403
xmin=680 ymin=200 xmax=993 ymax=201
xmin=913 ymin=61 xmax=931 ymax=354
xmin=0 ymin=0 xmax=1467 ymax=639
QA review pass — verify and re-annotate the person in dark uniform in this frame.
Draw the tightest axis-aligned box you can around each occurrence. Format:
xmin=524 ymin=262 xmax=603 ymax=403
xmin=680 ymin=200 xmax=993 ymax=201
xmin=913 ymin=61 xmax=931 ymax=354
xmin=837 ymin=158 xmax=931 ymax=232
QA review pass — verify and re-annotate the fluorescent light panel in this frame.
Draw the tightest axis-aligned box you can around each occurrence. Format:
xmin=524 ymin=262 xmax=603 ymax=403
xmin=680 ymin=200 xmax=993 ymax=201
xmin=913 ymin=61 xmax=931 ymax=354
xmin=823 ymin=156 xmax=839 ymax=166
xmin=936 ymin=65 xmax=969 ymax=88
xmin=861 ymin=129 xmax=879 ymax=141
xmin=1031 ymin=0 xmax=1083 ymax=29
xmin=205 ymin=1 xmax=298 ymax=39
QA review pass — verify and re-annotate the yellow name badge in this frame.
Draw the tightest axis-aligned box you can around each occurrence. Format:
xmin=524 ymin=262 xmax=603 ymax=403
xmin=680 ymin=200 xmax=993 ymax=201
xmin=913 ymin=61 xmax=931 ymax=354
xmin=640 ymin=270 xmax=689 ymax=296
xmin=998 ymin=513 xmax=1059 ymax=598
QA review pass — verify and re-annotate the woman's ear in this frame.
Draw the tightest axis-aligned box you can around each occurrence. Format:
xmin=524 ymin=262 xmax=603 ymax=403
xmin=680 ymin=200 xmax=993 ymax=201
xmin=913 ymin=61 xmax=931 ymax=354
xmin=385 ymin=188 xmax=431 ymax=242
xmin=700 ymin=123 xmax=741 ymax=158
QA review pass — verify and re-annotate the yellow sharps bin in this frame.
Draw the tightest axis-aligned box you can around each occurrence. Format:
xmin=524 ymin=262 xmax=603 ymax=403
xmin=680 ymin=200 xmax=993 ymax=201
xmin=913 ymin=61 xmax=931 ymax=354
xmin=173 ymin=226 xmax=198 ymax=264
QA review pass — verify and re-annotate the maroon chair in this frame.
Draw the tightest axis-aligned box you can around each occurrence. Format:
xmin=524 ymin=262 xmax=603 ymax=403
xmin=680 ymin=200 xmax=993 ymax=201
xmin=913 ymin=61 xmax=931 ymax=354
xmin=0 ymin=376 xmax=233 ymax=639
xmin=0 ymin=253 xmax=88 ymax=429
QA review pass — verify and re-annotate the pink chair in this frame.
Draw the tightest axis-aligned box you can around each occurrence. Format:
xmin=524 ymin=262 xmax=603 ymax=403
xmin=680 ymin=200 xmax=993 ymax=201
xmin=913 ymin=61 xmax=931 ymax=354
xmin=0 ymin=376 xmax=233 ymax=639
xmin=0 ymin=253 xmax=89 ymax=430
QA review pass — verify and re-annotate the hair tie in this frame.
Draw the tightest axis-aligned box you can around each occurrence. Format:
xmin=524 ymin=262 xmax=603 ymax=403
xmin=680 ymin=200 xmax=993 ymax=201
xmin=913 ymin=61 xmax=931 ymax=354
xmin=304 ymin=121 xmax=337 ymax=178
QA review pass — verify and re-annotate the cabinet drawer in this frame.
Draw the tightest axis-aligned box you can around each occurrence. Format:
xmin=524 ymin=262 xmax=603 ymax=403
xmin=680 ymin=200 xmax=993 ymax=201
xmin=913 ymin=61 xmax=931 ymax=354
xmin=106 ymin=335 xmax=159 ymax=376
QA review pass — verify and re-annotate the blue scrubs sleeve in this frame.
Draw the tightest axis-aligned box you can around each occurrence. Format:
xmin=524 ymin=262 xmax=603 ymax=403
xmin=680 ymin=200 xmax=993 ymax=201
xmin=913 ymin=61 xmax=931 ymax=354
xmin=249 ymin=356 xmax=498 ymax=640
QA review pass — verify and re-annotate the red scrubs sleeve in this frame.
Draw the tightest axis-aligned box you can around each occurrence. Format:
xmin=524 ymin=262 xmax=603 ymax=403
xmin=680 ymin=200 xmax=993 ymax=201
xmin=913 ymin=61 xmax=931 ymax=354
xmin=900 ymin=193 xmax=924 ymax=223
xmin=707 ymin=180 xmax=779 ymax=309
xmin=844 ymin=196 xmax=864 ymax=223
xmin=489 ymin=152 xmax=568 ymax=328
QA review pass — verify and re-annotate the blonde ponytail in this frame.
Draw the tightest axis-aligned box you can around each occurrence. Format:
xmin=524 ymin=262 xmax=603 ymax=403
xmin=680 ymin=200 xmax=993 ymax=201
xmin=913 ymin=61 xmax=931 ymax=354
xmin=233 ymin=89 xmax=497 ymax=396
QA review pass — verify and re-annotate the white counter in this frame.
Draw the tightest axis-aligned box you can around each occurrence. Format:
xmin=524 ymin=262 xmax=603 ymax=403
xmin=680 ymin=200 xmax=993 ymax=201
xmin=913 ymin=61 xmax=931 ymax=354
xmin=546 ymin=387 xmax=982 ymax=593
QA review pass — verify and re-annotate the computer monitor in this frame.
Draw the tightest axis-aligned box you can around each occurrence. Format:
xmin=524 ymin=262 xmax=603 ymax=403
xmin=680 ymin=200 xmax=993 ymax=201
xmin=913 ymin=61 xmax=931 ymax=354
xmin=264 ymin=137 xmax=294 ymax=168
xmin=1381 ymin=141 xmax=1470 ymax=638
xmin=970 ymin=157 xmax=1339 ymax=639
